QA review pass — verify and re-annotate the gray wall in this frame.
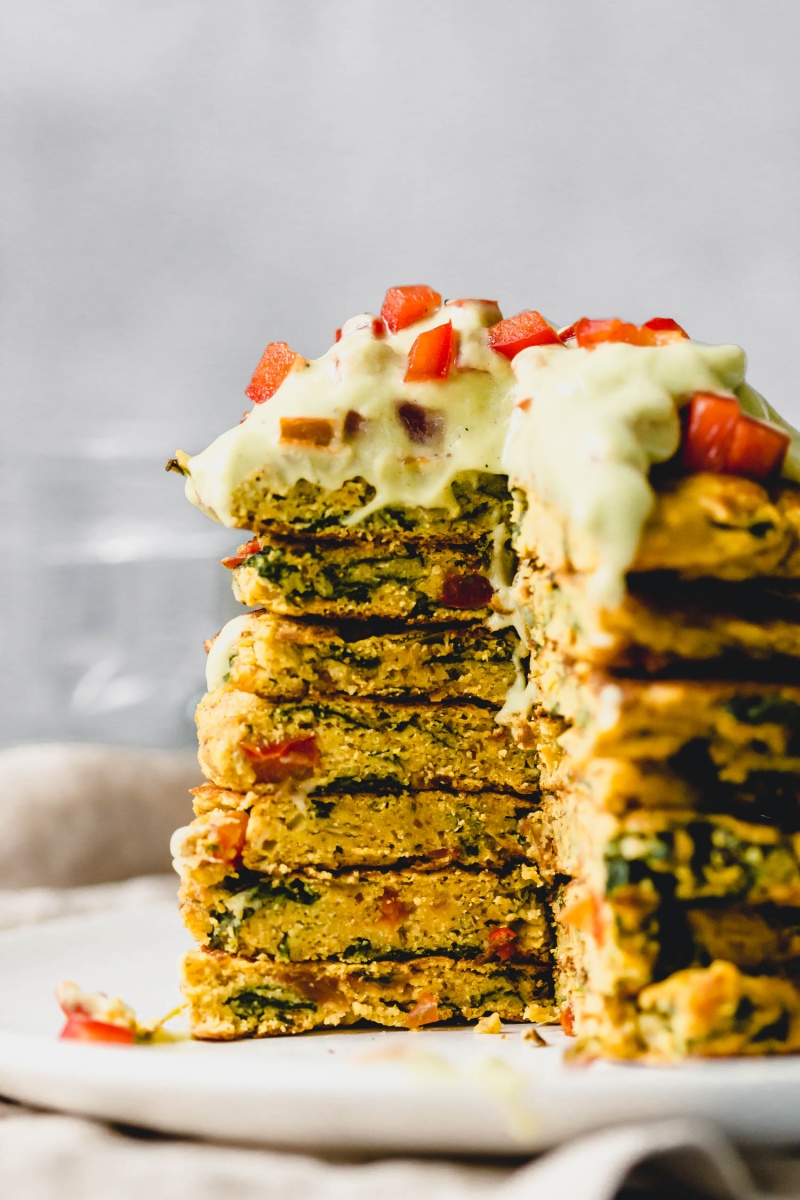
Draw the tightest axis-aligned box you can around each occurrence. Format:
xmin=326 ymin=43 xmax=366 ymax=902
xmin=3 ymin=1 xmax=799 ymax=746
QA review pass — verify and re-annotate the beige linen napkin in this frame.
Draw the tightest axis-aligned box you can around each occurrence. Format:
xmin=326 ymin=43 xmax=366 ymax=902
xmin=1 ymin=743 xmax=799 ymax=1199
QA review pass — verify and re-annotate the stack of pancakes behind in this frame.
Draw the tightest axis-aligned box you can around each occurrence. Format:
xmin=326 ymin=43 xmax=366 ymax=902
xmin=513 ymin=466 xmax=800 ymax=1060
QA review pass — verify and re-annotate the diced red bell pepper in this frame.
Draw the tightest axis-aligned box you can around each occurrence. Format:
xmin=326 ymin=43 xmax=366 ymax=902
xmin=334 ymin=328 xmax=342 ymax=343
xmin=573 ymin=318 xmax=657 ymax=349
xmin=445 ymin=297 xmax=499 ymax=307
xmin=404 ymin=321 xmax=457 ymax=382
xmin=487 ymin=311 xmax=560 ymax=360
xmin=681 ymin=393 xmax=790 ymax=481
xmin=682 ymin=393 xmax=741 ymax=473
xmin=487 ymin=926 xmax=517 ymax=962
xmin=344 ymin=410 xmax=366 ymax=439
xmin=245 ymin=342 xmax=303 ymax=404
xmin=379 ymin=888 xmax=413 ymax=927
xmin=241 ymin=735 xmax=320 ymax=782
xmin=590 ymin=894 xmax=606 ymax=947
xmin=354 ymin=316 xmax=385 ymax=337
xmin=279 ymin=417 xmax=336 ymax=447
xmin=204 ymin=811 xmax=249 ymax=862
xmin=381 ymin=285 xmax=442 ymax=333
xmin=220 ymin=537 xmax=261 ymax=570
xmin=557 ymin=321 xmax=579 ymax=343
xmin=60 ymin=1014 xmax=135 ymax=1044
xmin=726 ymin=413 xmax=790 ymax=480
xmin=404 ymin=992 xmax=440 ymax=1029
xmin=560 ymin=1004 xmax=575 ymax=1037
xmin=561 ymin=316 xmax=689 ymax=349
xmin=642 ymin=316 xmax=688 ymax=339
xmin=397 ymin=401 xmax=445 ymax=445
xmin=440 ymin=572 xmax=494 ymax=609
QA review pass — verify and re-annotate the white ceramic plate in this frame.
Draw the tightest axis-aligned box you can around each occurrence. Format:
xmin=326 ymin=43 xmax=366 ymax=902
xmin=2 ymin=901 xmax=800 ymax=1155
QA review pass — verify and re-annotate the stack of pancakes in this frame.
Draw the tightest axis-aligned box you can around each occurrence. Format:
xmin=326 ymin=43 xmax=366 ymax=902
xmin=173 ymin=476 xmax=556 ymax=1037
xmin=512 ymin=472 xmax=800 ymax=1058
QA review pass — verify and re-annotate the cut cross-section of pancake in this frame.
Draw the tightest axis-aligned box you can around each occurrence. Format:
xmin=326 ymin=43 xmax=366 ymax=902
xmin=205 ymin=610 xmax=521 ymax=704
xmin=176 ymin=860 xmax=549 ymax=962
xmin=181 ymin=949 xmax=556 ymax=1038
xmin=185 ymin=785 xmax=536 ymax=871
xmin=178 ymin=470 xmax=512 ymax=542
xmin=228 ymin=535 xmax=505 ymax=622
xmin=196 ymin=687 xmax=539 ymax=794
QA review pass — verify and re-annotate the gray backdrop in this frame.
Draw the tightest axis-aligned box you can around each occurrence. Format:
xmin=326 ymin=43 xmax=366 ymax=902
xmin=3 ymin=1 xmax=799 ymax=747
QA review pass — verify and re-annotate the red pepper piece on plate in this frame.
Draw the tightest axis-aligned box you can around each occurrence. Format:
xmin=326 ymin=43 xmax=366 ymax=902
xmin=404 ymin=993 xmax=440 ymax=1029
xmin=381 ymin=285 xmax=442 ymax=333
xmin=220 ymin=537 xmax=261 ymax=570
xmin=726 ymin=413 xmax=790 ymax=481
xmin=681 ymin=393 xmax=742 ymax=473
xmin=404 ymin=321 xmax=457 ymax=382
xmin=60 ymin=1014 xmax=135 ymax=1044
xmin=487 ymin=311 xmax=560 ymax=360
xmin=245 ymin=342 xmax=304 ymax=404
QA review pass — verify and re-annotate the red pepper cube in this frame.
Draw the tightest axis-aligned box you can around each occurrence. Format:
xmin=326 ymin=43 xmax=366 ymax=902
xmin=240 ymin=735 xmax=320 ymax=783
xmin=642 ymin=317 xmax=689 ymax=339
xmin=381 ymin=285 xmax=442 ymax=333
xmin=245 ymin=342 xmax=303 ymax=404
xmin=397 ymin=401 xmax=445 ymax=446
xmin=220 ymin=537 xmax=261 ymax=570
xmin=404 ymin=993 xmax=440 ymax=1029
xmin=557 ymin=321 xmax=580 ymax=344
xmin=560 ymin=1005 xmax=576 ymax=1037
xmin=574 ymin=318 xmax=656 ymax=349
xmin=487 ymin=311 xmax=560 ymax=360
xmin=60 ymin=1014 xmax=135 ymax=1044
xmin=279 ymin=417 xmax=336 ymax=447
xmin=204 ymin=811 xmax=249 ymax=862
xmin=404 ymin=321 xmax=457 ymax=382
xmin=445 ymin=297 xmax=499 ymax=308
xmin=487 ymin=926 xmax=517 ymax=962
xmin=726 ymin=414 xmax=790 ymax=481
xmin=440 ymin=572 xmax=494 ymax=609
xmin=681 ymin=393 xmax=741 ymax=473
